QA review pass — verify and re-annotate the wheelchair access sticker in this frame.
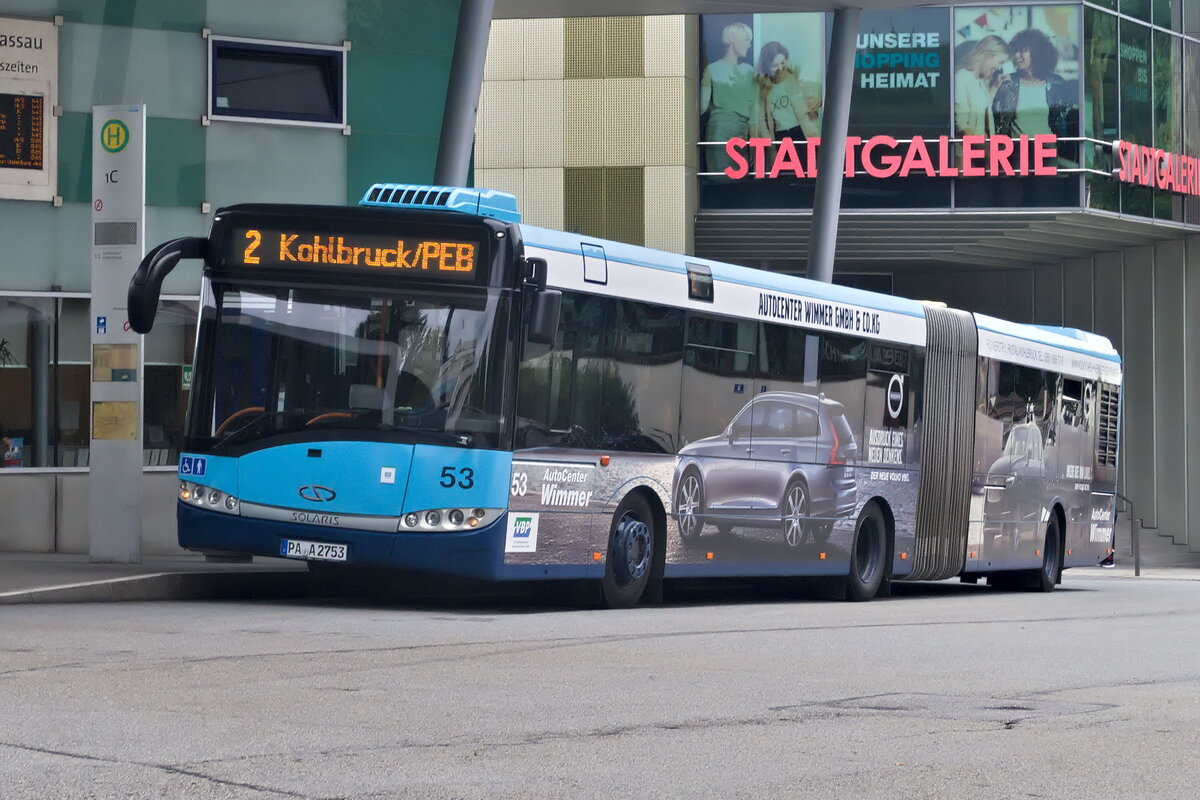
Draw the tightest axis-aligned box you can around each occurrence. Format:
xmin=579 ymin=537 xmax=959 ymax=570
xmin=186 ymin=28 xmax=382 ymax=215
xmin=504 ymin=513 xmax=539 ymax=553
xmin=180 ymin=456 xmax=208 ymax=477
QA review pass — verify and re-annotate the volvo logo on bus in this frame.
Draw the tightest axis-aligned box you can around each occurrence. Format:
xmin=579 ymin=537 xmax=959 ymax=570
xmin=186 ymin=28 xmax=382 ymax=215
xmin=298 ymin=485 xmax=336 ymax=503
xmin=887 ymin=374 xmax=905 ymax=420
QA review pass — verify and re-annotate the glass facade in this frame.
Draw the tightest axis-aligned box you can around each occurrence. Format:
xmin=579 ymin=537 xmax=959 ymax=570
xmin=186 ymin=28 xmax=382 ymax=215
xmin=0 ymin=295 xmax=196 ymax=470
xmin=698 ymin=3 xmax=1200 ymax=221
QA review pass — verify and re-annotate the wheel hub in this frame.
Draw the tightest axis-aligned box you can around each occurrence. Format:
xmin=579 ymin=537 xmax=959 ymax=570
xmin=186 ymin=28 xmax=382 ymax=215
xmin=613 ymin=515 xmax=652 ymax=585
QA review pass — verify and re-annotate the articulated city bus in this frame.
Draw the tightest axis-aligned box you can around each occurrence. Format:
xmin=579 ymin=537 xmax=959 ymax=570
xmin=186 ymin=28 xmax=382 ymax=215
xmin=128 ymin=184 xmax=1122 ymax=607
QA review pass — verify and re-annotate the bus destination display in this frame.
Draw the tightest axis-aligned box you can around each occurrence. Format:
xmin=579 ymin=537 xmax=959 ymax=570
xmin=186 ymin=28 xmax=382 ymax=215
xmin=0 ymin=93 xmax=44 ymax=170
xmin=231 ymin=227 xmax=479 ymax=280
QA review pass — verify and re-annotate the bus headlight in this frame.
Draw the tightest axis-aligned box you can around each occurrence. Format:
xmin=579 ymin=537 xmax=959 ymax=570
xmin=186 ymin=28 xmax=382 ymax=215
xmin=398 ymin=508 xmax=502 ymax=532
xmin=180 ymin=481 xmax=240 ymax=516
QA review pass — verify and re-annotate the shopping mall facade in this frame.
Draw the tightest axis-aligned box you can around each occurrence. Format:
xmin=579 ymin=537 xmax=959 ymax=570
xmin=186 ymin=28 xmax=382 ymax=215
xmin=2 ymin=0 xmax=1200 ymax=560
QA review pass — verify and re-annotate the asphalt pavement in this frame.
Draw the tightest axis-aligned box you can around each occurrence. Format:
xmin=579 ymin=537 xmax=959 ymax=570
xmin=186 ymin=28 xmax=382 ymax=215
xmin=2 ymin=571 xmax=1199 ymax=798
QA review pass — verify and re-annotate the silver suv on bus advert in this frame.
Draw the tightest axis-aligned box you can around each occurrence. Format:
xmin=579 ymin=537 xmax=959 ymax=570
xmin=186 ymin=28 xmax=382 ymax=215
xmin=673 ymin=392 xmax=858 ymax=548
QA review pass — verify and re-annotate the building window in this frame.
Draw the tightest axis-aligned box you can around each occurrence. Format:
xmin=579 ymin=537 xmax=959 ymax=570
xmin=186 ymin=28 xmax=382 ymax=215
xmin=208 ymin=36 xmax=346 ymax=128
xmin=0 ymin=296 xmax=197 ymax=470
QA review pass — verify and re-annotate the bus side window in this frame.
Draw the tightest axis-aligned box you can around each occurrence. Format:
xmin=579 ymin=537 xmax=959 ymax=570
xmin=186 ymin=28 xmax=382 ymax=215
xmin=606 ymin=299 xmax=683 ymax=453
xmin=515 ymin=293 xmax=579 ymax=448
xmin=680 ymin=312 xmax=757 ymax=447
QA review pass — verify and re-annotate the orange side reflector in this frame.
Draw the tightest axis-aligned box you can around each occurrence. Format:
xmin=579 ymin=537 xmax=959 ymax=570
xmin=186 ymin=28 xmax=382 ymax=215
xmin=819 ymin=552 xmax=826 ymax=560
xmin=592 ymin=552 xmax=602 ymax=561
xmin=900 ymin=552 xmax=908 ymax=560
xmin=705 ymin=552 xmax=714 ymax=561
xmin=1067 ymin=548 xmax=1073 ymax=555
xmin=599 ymin=455 xmax=611 ymax=467
xmin=969 ymin=551 xmax=976 ymax=558
xmin=1035 ymin=549 xmax=1041 ymax=556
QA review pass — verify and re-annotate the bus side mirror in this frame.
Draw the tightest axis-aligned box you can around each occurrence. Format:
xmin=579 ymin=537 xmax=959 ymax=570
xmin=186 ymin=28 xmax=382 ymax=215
xmin=528 ymin=288 xmax=562 ymax=346
xmin=127 ymin=236 xmax=208 ymax=333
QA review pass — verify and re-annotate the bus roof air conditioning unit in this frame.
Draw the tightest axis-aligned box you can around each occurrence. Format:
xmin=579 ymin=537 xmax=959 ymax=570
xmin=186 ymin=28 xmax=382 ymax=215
xmin=359 ymin=183 xmax=521 ymax=224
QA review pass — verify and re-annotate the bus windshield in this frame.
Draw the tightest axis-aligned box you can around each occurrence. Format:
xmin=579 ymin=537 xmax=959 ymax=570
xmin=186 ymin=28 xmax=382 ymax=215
xmin=188 ymin=284 xmax=511 ymax=453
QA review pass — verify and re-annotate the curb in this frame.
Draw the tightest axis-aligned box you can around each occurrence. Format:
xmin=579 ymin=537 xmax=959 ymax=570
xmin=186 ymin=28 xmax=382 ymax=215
xmin=0 ymin=570 xmax=315 ymax=605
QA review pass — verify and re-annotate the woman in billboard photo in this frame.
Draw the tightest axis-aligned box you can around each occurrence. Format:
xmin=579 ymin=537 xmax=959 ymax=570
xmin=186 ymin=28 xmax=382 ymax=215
xmin=752 ymin=40 xmax=823 ymax=142
xmin=700 ymin=21 xmax=756 ymax=172
xmin=954 ymin=34 xmax=1009 ymax=137
xmin=992 ymin=28 xmax=1077 ymax=139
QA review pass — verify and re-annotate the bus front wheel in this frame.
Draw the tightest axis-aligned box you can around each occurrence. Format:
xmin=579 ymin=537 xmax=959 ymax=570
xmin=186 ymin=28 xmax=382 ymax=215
xmin=602 ymin=493 xmax=656 ymax=609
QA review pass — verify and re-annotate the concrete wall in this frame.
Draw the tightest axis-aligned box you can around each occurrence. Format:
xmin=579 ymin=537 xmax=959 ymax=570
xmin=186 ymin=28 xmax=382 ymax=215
xmin=0 ymin=471 xmax=184 ymax=555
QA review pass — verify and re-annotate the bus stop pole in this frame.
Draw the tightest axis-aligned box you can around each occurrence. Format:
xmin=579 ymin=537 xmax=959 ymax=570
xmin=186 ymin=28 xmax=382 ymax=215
xmin=434 ymin=0 xmax=496 ymax=187
xmin=806 ymin=6 xmax=861 ymax=284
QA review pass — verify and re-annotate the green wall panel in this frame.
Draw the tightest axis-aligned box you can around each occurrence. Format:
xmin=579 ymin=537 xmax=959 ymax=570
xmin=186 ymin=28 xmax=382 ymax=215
xmin=147 ymin=118 xmax=205 ymax=207
xmin=57 ymin=111 xmax=92 ymax=205
xmin=346 ymin=0 xmax=460 ymax=202
xmin=350 ymin=49 xmax=453 ymax=136
xmin=347 ymin=0 xmax=459 ymax=53
xmin=347 ymin=132 xmax=440 ymax=198
xmin=59 ymin=0 xmax=206 ymax=32
xmin=59 ymin=25 xmax=205 ymax=119
xmin=207 ymin=0 xmax=346 ymax=43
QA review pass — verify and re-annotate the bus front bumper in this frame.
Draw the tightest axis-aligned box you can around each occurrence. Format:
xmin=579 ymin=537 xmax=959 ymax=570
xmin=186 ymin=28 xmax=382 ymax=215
xmin=178 ymin=501 xmax=507 ymax=580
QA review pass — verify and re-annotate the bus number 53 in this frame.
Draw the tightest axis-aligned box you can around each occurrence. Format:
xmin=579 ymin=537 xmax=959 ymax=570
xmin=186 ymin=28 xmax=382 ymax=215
xmin=440 ymin=466 xmax=474 ymax=489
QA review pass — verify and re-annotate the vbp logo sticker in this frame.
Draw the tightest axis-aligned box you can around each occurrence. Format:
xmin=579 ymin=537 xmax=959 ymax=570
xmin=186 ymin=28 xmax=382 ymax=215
xmin=504 ymin=512 xmax=539 ymax=553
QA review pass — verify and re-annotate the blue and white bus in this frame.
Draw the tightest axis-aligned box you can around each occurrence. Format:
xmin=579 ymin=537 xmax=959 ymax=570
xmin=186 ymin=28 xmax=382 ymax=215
xmin=128 ymin=184 xmax=1122 ymax=607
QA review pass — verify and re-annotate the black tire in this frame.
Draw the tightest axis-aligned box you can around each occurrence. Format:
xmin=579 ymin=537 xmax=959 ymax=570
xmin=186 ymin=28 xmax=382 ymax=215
xmin=674 ymin=469 xmax=705 ymax=544
xmin=1029 ymin=515 xmax=1062 ymax=593
xmin=602 ymin=493 xmax=656 ymax=609
xmin=781 ymin=479 xmax=810 ymax=548
xmin=847 ymin=503 xmax=887 ymax=601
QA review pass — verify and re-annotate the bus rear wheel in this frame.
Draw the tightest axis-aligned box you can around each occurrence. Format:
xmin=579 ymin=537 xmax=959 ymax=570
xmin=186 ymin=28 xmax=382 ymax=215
xmin=602 ymin=494 xmax=656 ymax=609
xmin=847 ymin=504 xmax=887 ymax=602
xmin=1029 ymin=515 xmax=1062 ymax=593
